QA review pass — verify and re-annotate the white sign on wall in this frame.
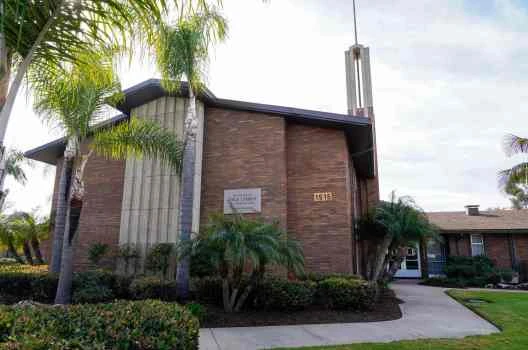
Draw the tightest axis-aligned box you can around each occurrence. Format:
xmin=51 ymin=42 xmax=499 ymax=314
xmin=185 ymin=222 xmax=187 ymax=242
xmin=224 ymin=188 xmax=262 ymax=214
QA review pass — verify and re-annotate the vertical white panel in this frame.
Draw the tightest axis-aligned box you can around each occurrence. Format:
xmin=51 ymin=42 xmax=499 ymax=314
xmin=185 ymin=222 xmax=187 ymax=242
xmin=191 ymin=101 xmax=204 ymax=235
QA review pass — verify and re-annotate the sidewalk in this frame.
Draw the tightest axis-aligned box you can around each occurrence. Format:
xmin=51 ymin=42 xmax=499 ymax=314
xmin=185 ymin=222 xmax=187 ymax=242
xmin=199 ymin=281 xmax=499 ymax=350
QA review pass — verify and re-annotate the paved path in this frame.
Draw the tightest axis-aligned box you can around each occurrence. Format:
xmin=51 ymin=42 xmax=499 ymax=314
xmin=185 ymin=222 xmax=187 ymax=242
xmin=199 ymin=281 xmax=499 ymax=350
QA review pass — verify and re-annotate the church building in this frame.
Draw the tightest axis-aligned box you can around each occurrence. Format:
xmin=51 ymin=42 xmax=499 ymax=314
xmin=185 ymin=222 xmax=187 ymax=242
xmin=26 ymin=44 xmax=380 ymax=275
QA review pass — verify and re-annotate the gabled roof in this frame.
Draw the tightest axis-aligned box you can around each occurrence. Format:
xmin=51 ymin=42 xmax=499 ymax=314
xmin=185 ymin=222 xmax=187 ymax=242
xmin=25 ymin=79 xmax=376 ymax=177
xmin=427 ymin=209 xmax=528 ymax=233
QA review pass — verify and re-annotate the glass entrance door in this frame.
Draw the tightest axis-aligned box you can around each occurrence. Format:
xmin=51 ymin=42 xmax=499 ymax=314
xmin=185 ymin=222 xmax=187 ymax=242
xmin=395 ymin=244 xmax=421 ymax=278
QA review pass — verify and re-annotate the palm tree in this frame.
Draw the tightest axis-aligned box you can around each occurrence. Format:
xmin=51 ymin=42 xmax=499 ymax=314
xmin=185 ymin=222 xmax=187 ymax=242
xmin=0 ymin=214 xmax=23 ymax=263
xmin=0 ymin=149 xmax=30 ymax=209
xmin=32 ymin=50 xmax=184 ymax=304
xmin=500 ymin=134 xmax=528 ymax=198
xmin=1 ymin=0 xmax=168 ymax=271
xmin=155 ymin=8 xmax=227 ymax=300
xmin=359 ymin=192 xmax=436 ymax=282
xmin=7 ymin=212 xmax=49 ymax=264
xmin=188 ymin=214 xmax=304 ymax=312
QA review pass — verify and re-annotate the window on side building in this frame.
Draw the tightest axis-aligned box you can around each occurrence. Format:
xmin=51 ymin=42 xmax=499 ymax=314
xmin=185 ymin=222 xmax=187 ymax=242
xmin=470 ymin=234 xmax=484 ymax=256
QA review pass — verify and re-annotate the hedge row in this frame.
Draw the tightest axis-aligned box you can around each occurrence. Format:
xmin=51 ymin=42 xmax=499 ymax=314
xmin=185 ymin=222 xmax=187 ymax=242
xmin=0 ymin=271 xmax=178 ymax=304
xmin=193 ymin=275 xmax=377 ymax=311
xmin=0 ymin=300 xmax=199 ymax=350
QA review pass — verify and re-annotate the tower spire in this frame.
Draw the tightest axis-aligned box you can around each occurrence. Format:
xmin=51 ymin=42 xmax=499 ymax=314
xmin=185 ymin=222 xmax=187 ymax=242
xmin=345 ymin=0 xmax=373 ymax=117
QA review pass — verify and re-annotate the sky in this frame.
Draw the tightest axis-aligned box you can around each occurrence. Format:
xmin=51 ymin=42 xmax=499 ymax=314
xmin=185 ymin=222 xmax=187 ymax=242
xmin=5 ymin=0 xmax=528 ymax=215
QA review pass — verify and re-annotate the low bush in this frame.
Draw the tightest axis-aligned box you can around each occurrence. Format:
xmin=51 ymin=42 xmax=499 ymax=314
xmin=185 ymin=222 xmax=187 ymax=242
xmin=316 ymin=277 xmax=376 ymax=310
xmin=0 ymin=300 xmax=199 ymax=349
xmin=129 ymin=276 xmax=178 ymax=301
xmin=0 ymin=272 xmax=57 ymax=303
xmin=0 ymin=269 xmax=132 ymax=304
xmin=444 ymin=256 xmax=502 ymax=287
xmin=420 ymin=277 xmax=468 ymax=288
xmin=300 ymin=272 xmax=362 ymax=283
xmin=253 ymin=278 xmax=316 ymax=311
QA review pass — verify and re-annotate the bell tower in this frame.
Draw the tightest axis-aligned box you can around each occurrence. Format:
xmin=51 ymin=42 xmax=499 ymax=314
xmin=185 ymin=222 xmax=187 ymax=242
xmin=345 ymin=0 xmax=379 ymax=206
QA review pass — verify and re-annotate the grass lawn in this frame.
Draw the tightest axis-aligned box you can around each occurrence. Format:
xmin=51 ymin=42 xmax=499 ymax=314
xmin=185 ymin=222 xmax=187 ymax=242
xmin=277 ymin=290 xmax=528 ymax=350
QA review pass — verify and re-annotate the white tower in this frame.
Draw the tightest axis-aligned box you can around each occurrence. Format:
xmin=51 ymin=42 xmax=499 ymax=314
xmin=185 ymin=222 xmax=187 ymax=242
xmin=345 ymin=44 xmax=373 ymax=117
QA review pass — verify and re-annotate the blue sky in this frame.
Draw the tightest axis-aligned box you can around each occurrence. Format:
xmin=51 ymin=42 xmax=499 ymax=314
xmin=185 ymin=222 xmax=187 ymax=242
xmin=5 ymin=0 xmax=528 ymax=214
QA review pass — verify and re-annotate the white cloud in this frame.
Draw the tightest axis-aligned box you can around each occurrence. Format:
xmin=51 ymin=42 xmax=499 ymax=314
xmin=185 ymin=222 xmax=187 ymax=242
xmin=6 ymin=0 xmax=528 ymax=214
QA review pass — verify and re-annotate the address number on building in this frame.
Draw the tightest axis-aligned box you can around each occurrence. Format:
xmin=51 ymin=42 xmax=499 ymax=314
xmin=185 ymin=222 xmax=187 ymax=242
xmin=313 ymin=192 xmax=336 ymax=202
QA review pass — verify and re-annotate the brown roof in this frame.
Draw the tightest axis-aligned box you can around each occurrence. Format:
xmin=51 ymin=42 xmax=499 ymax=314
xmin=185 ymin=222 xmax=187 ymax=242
xmin=426 ymin=209 xmax=528 ymax=233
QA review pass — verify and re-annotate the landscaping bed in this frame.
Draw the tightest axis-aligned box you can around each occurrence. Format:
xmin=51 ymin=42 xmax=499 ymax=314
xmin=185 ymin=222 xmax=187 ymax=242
xmin=201 ymin=288 xmax=402 ymax=327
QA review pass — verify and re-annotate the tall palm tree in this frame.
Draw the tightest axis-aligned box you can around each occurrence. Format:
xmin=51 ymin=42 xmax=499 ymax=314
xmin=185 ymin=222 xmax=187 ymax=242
xmin=1 ymin=0 xmax=166 ymax=271
xmin=500 ymin=134 xmax=528 ymax=195
xmin=32 ymin=50 xmax=184 ymax=304
xmin=155 ymin=8 xmax=227 ymax=300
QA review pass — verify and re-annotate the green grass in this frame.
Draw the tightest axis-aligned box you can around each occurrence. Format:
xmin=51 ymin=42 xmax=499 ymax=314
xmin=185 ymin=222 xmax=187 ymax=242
xmin=278 ymin=290 xmax=528 ymax=350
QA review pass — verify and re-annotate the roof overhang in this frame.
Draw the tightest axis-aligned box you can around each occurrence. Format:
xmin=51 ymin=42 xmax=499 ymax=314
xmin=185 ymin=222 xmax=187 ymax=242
xmin=25 ymin=79 xmax=375 ymax=177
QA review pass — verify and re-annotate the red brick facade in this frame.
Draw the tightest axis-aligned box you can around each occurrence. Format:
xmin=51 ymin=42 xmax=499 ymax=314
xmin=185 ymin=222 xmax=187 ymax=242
xmin=445 ymin=233 xmax=528 ymax=271
xmin=286 ymin=123 xmax=355 ymax=274
xmin=45 ymin=152 xmax=125 ymax=270
xmin=45 ymin=106 xmax=377 ymax=274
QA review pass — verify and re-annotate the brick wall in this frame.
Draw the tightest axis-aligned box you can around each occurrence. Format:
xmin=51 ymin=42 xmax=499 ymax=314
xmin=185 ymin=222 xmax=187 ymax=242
xmin=200 ymin=108 xmax=288 ymax=228
xmin=45 ymin=150 xmax=125 ymax=271
xmin=286 ymin=123 xmax=354 ymax=274
xmin=484 ymin=234 xmax=513 ymax=269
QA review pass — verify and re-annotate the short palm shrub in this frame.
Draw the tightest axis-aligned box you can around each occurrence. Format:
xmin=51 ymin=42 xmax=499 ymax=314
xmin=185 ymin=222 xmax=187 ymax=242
xmin=317 ymin=277 xmax=376 ymax=310
xmin=192 ymin=276 xmax=224 ymax=306
xmin=129 ymin=276 xmax=178 ymax=301
xmin=186 ymin=214 xmax=304 ymax=312
xmin=0 ymin=300 xmax=199 ymax=349
xmin=253 ymin=278 xmax=316 ymax=311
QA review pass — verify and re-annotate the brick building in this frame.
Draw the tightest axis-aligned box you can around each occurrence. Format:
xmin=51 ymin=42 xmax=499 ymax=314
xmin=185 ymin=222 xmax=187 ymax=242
xmin=395 ymin=205 xmax=528 ymax=279
xmin=26 ymin=44 xmax=380 ymax=275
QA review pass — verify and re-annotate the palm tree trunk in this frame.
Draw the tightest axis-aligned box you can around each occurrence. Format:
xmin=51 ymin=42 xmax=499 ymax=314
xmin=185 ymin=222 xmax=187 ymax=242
xmin=22 ymin=240 xmax=34 ymax=265
xmin=50 ymin=152 xmax=75 ymax=273
xmin=55 ymin=151 xmax=89 ymax=304
xmin=30 ymin=237 xmax=44 ymax=264
xmin=6 ymin=240 xmax=23 ymax=263
xmin=0 ymin=36 xmax=11 ymax=209
xmin=370 ymin=233 xmax=393 ymax=282
xmin=176 ymin=87 xmax=197 ymax=300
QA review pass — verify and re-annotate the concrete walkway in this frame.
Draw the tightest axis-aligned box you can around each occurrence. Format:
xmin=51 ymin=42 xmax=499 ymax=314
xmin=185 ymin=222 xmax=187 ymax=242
xmin=199 ymin=281 xmax=499 ymax=350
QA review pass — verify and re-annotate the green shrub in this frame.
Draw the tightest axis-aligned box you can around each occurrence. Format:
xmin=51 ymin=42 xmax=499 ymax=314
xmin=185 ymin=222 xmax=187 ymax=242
xmin=498 ymin=268 xmax=514 ymax=283
xmin=300 ymin=272 xmax=362 ymax=282
xmin=0 ymin=300 xmax=199 ymax=349
xmin=317 ymin=277 xmax=376 ymax=310
xmin=0 ymin=270 xmax=131 ymax=305
xmin=146 ymin=243 xmax=174 ymax=278
xmin=0 ymin=272 xmax=57 ymax=303
xmin=253 ymin=278 xmax=316 ymax=311
xmin=87 ymin=242 xmax=110 ymax=267
xmin=420 ymin=277 xmax=468 ymax=288
xmin=129 ymin=276 xmax=178 ymax=301
xmin=444 ymin=256 xmax=501 ymax=287
xmin=72 ymin=271 xmax=115 ymax=304
xmin=185 ymin=303 xmax=206 ymax=322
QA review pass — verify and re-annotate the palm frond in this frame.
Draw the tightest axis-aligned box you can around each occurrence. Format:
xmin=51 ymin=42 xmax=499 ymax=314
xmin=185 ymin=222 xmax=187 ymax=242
xmin=30 ymin=49 xmax=122 ymax=138
xmin=503 ymin=134 xmax=528 ymax=157
xmin=499 ymin=162 xmax=528 ymax=190
xmin=155 ymin=8 xmax=228 ymax=93
xmin=5 ymin=149 xmax=32 ymax=185
xmin=91 ymin=117 xmax=184 ymax=171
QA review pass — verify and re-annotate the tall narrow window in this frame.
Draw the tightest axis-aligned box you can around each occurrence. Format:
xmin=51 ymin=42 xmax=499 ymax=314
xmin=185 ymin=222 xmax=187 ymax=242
xmin=470 ymin=234 xmax=484 ymax=256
